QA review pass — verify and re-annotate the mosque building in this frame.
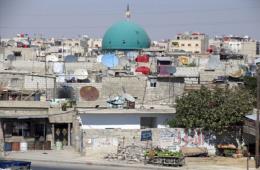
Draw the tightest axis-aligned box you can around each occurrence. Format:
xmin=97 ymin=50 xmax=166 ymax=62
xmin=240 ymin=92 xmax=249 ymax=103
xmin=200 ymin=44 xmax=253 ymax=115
xmin=102 ymin=5 xmax=151 ymax=51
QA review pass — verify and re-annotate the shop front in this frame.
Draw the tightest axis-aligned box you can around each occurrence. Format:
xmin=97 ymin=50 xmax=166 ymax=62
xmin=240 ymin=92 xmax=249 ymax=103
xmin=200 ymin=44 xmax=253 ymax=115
xmin=1 ymin=117 xmax=52 ymax=152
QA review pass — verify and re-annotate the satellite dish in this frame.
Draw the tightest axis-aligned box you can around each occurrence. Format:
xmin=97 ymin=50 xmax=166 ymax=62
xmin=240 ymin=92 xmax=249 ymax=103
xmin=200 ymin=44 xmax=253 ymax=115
xmin=96 ymin=55 xmax=103 ymax=63
xmin=101 ymin=54 xmax=119 ymax=68
xmin=255 ymin=58 xmax=260 ymax=65
xmin=80 ymin=86 xmax=99 ymax=101
xmin=74 ymin=69 xmax=88 ymax=80
xmin=123 ymin=93 xmax=135 ymax=102
xmin=46 ymin=54 xmax=59 ymax=62
xmin=64 ymin=55 xmax=78 ymax=63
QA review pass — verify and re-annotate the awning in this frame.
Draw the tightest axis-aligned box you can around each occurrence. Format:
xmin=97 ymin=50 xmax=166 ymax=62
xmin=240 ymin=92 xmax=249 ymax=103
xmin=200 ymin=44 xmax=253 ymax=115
xmin=48 ymin=111 xmax=74 ymax=123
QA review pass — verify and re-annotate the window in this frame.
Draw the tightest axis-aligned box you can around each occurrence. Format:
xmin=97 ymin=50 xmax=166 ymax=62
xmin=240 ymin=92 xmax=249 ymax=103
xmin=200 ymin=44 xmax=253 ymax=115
xmin=149 ymin=78 xmax=157 ymax=87
xmin=195 ymin=44 xmax=199 ymax=47
xmin=4 ymin=121 xmax=30 ymax=137
xmin=181 ymin=44 xmax=185 ymax=46
xmin=10 ymin=78 xmax=19 ymax=87
xmin=13 ymin=51 xmax=21 ymax=56
xmin=172 ymin=42 xmax=179 ymax=46
xmin=140 ymin=117 xmax=157 ymax=129
xmin=188 ymin=44 xmax=191 ymax=47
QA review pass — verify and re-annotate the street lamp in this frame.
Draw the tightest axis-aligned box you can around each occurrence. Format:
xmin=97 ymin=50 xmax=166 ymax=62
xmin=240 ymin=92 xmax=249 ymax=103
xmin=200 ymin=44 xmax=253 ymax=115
xmin=256 ymin=60 xmax=260 ymax=168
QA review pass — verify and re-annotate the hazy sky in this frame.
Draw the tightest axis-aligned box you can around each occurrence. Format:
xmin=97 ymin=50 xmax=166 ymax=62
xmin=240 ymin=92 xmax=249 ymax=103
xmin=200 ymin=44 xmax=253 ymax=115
xmin=0 ymin=0 xmax=260 ymax=40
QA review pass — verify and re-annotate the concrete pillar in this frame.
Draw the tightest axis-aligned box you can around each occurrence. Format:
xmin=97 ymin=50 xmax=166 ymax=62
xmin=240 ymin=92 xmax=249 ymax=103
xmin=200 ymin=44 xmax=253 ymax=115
xmin=0 ymin=120 xmax=4 ymax=158
xmin=73 ymin=115 xmax=80 ymax=152
xmin=68 ymin=123 xmax=71 ymax=146
xmin=51 ymin=124 xmax=55 ymax=149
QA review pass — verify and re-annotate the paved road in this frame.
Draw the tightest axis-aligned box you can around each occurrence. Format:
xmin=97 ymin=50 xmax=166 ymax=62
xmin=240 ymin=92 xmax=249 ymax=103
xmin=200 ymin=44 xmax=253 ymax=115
xmin=32 ymin=161 xmax=180 ymax=170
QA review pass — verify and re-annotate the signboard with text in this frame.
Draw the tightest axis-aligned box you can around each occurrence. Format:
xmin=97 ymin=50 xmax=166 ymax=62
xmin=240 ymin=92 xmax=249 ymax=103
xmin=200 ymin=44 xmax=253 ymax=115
xmin=141 ymin=130 xmax=152 ymax=141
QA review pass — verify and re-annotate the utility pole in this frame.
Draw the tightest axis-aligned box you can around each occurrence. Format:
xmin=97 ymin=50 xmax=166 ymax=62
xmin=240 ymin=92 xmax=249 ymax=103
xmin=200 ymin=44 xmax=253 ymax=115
xmin=256 ymin=63 xmax=260 ymax=168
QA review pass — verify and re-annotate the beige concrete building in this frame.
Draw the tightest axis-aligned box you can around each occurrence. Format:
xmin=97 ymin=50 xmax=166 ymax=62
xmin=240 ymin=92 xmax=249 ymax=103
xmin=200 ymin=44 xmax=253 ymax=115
xmin=240 ymin=41 xmax=257 ymax=63
xmin=210 ymin=36 xmax=258 ymax=64
xmin=169 ymin=32 xmax=209 ymax=54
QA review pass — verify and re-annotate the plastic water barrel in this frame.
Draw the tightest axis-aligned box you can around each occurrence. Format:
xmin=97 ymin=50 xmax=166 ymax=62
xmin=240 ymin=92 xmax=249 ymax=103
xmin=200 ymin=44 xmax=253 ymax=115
xmin=20 ymin=142 xmax=28 ymax=152
xmin=11 ymin=142 xmax=20 ymax=151
xmin=4 ymin=143 xmax=12 ymax=151
xmin=55 ymin=141 xmax=63 ymax=150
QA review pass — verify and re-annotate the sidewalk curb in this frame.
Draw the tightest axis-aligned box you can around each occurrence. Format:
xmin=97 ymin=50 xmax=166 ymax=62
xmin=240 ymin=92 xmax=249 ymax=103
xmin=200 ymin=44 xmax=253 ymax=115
xmin=4 ymin=158 xmax=181 ymax=170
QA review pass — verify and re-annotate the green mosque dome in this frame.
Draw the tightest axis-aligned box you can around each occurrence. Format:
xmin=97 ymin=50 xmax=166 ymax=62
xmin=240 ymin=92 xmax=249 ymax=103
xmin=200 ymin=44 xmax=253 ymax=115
xmin=102 ymin=20 xmax=151 ymax=50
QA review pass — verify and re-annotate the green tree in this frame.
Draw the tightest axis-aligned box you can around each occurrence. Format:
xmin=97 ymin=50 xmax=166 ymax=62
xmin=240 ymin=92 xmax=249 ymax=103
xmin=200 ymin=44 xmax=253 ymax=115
xmin=168 ymin=86 xmax=255 ymax=133
xmin=243 ymin=76 xmax=257 ymax=97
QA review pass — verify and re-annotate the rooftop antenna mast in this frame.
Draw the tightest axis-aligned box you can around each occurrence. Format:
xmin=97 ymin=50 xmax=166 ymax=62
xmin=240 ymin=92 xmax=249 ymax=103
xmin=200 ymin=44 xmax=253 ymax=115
xmin=125 ymin=4 xmax=131 ymax=20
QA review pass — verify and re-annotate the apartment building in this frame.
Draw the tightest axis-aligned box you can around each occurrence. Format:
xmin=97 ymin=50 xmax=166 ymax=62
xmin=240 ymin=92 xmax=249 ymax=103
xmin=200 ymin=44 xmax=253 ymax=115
xmin=169 ymin=32 xmax=209 ymax=54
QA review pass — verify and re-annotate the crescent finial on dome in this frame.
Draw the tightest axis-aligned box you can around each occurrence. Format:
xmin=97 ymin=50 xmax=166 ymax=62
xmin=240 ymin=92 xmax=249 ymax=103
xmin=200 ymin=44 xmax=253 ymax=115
xmin=125 ymin=4 xmax=131 ymax=20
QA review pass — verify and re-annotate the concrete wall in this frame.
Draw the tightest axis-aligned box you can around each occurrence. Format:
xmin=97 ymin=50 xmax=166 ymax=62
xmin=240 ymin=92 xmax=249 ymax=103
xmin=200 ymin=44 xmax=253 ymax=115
xmin=3 ymin=47 xmax=36 ymax=61
xmin=64 ymin=76 xmax=184 ymax=106
xmin=82 ymin=128 xmax=216 ymax=159
xmin=79 ymin=114 xmax=173 ymax=129
xmin=24 ymin=75 xmax=55 ymax=90
xmin=101 ymin=76 xmax=146 ymax=103
xmin=0 ymin=73 xmax=24 ymax=90
xmin=83 ymin=77 xmax=183 ymax=105
xmin=241 ymin=41 xmax=257 ymax=63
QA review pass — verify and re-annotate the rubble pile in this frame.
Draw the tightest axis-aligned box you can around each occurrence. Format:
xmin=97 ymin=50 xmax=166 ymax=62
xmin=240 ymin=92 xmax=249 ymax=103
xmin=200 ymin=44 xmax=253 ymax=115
xmin=104 ymin=141 xmax=146 ymax=163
